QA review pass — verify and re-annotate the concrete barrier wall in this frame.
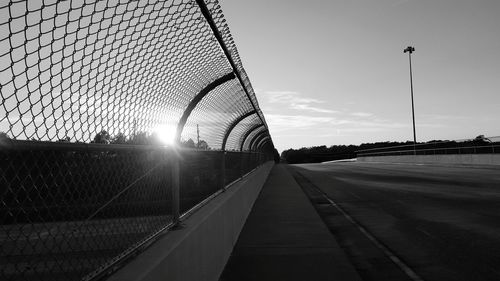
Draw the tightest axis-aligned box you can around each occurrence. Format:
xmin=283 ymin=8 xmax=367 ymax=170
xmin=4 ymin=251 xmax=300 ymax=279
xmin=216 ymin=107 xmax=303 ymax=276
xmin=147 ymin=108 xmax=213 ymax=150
xmin=358 ymin=154 xmax=500 ymax=165
xmin=107 ymin=162 xmax=274 ymax=281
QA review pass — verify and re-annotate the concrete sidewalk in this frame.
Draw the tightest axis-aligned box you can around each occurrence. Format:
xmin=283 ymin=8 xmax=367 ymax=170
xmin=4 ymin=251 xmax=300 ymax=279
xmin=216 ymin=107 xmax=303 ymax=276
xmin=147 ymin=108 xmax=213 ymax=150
xmin=219 ymin=164 xmax=361 ymax=281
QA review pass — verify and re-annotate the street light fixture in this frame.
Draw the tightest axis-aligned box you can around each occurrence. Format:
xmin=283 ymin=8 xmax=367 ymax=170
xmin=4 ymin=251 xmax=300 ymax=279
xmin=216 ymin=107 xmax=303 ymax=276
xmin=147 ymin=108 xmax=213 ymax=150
xmin=404 ymin=46 xmax=417 ymax=155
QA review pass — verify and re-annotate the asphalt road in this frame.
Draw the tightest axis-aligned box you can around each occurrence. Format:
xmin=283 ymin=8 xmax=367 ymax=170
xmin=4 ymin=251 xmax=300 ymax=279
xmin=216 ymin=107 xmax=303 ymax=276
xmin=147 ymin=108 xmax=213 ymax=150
xmin=290 ymin=162 xmax=500 ymax=281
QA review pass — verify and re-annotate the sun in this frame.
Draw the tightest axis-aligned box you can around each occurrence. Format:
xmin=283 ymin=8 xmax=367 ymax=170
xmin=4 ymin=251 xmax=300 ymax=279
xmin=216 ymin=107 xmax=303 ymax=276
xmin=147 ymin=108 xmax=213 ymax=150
xmin=154 ymin=125 xmax=177 ymax=145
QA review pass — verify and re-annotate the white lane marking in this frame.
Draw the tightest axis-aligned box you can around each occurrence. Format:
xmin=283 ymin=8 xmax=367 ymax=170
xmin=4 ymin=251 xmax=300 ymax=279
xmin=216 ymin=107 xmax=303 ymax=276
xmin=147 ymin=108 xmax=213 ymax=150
xmin=313 ymin=186 xmax=425 ymax=281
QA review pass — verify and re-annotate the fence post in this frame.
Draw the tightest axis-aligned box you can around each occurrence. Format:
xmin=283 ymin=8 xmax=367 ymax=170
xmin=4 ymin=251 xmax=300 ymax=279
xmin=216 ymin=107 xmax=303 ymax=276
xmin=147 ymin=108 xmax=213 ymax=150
xmin=171 ymin=150 xmax=180 ymax=225
xmin=220 ymin=151 xmax=226 ymax=191
xmin=240 ymin=151 xmax=244 ymax=179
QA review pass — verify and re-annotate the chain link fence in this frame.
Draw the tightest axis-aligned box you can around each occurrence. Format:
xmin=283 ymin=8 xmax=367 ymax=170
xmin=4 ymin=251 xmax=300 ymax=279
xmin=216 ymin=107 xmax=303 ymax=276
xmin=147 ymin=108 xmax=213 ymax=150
xmin=1 ymin=0 xmax=275 ymax=280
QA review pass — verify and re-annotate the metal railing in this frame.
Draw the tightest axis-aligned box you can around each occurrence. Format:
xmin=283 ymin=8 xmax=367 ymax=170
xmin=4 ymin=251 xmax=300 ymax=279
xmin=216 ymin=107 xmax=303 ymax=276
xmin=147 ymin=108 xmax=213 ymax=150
xmin=356 ymin=136 xmax=500 ymax=157
xmin=0 ymin=0 xmax=275 ymax=280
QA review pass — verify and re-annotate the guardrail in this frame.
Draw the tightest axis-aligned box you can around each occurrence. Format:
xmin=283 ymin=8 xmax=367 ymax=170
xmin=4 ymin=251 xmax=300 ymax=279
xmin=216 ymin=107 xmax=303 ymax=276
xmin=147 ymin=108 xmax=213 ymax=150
xmin=357 ymin=145 xmax=500 ymax=157
xmin=0 ymin=0 xmax=276 ymax=280
xmin=356 ymin=137 xmax=500 ymax=157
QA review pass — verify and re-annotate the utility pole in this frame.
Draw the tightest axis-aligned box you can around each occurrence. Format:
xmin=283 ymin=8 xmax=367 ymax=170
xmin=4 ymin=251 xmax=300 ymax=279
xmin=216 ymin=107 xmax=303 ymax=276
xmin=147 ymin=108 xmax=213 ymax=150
xmin=404 ymin=46 xmax=417 ymax=155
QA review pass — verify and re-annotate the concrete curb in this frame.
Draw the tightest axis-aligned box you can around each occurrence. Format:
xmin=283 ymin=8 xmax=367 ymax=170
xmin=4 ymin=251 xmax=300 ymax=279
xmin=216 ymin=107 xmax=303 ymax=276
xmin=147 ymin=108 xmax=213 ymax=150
xmin=358 ymin=154 xmax=500 ymax=166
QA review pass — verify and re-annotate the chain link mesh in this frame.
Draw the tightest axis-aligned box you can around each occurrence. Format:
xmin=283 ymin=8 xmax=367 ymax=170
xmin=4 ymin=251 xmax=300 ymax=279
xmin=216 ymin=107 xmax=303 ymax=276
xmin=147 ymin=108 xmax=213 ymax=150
xmin=1 ymin=0 xmax=275 ymax=280
xmin=182 ymin=78 xmax=252 ymax=149
xmin=242 ymin=125 xmax=268 ymax=151
xmin=1 ymin=144 xmax=172 ymax=281
xmin=225 ymin=114 xmax=261 ymax=151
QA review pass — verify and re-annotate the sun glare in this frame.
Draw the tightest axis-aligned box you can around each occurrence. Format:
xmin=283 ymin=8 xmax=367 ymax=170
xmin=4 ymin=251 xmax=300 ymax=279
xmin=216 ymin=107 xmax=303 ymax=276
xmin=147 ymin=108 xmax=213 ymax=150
xmin=155 ymin=125 xmax=177 ymax=145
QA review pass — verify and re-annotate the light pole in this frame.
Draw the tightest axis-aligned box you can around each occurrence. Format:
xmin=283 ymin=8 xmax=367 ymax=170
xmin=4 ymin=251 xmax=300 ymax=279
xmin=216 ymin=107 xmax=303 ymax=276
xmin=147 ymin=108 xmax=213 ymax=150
xmin=404 ymin=46 xmax=416 ymax=155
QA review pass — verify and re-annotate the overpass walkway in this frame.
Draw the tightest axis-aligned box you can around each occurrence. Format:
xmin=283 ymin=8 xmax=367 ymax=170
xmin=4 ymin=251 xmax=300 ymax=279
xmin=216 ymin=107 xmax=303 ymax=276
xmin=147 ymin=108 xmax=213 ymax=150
xmin=219 ymin=164 xmax=361 ymax=281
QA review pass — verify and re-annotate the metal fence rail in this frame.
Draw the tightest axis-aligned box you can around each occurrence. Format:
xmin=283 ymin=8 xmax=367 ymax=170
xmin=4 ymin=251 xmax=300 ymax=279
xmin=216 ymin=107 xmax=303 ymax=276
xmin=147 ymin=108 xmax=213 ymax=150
xmin=0 ymin=0 xmax=275 ymax=280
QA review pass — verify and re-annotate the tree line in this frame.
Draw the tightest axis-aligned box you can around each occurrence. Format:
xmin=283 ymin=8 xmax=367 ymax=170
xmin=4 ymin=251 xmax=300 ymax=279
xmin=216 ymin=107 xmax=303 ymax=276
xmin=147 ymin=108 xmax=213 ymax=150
xmin=0 ymin=130 xmax=210 ymax=149
xmin=91 ymin=130 xmax=210 ymax=149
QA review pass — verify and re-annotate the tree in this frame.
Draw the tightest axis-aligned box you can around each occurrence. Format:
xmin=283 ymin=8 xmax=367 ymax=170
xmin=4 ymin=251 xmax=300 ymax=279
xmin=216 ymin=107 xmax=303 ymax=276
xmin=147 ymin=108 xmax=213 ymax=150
xmin=0 ymin=132 xmax=9 ymax=140
xmin=111 ymin=132 xmax=127 ymax=144
xmin=474 ymin=135 xmax=491 ymax=143
xmin=182 ymin=138 xmax=196 ymax=148
xmin=198 ymin=140 xmax=209 ymax=150
xmin=128 ymin=131 xmax=151 ymax=145
xmin=93 ymin=130 xmax=110 ymax=144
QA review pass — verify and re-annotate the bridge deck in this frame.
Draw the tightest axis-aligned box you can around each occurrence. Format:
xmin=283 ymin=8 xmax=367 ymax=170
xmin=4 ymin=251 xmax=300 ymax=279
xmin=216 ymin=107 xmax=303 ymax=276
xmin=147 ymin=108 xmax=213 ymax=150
xmin=219 ymin=164 xmax=361 ymax=281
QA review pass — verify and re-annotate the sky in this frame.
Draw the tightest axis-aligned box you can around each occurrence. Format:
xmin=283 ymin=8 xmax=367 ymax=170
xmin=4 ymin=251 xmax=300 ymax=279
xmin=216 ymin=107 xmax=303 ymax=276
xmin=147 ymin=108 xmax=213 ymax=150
xmin=220 ymin=0 xmax=500 ymax=152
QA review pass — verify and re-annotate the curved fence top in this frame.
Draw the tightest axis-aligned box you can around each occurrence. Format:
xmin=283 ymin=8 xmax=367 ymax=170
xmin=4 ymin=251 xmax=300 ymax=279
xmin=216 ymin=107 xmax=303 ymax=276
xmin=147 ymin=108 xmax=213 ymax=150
xmin=0 ymin=0 xmax=274 ymax=152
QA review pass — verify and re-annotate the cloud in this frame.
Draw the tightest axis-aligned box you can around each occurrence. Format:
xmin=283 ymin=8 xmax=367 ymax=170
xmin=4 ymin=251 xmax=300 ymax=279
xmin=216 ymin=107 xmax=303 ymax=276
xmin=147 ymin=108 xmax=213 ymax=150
xmin=350 ymin=112 xmax=374 ymax=117
xmin=265 ymin=114 xmax=334 ymax=131
xmin=291 ymin=104 xmax=337 ymax=113
xmin=264 ymin=91 xmax=338 ymax=114
xmin=265 ymin=113 xmax=410 ymax=133
xmin=266 ymin=91 xmax=320 ymax=104
xmin=259 ymin=92 xmax=437 ymax=146
xmin=420 ymin=114 xmax=467 ymax=121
